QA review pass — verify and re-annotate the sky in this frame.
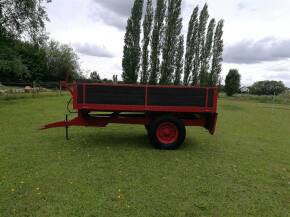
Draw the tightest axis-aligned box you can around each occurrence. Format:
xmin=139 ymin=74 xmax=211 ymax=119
xmin=45 ymin=0 xmax=290 ymax=87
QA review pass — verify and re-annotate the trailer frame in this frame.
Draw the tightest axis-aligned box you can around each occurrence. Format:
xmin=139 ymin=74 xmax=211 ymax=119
xmin=42 ymin=81 xmax=218 ymax=149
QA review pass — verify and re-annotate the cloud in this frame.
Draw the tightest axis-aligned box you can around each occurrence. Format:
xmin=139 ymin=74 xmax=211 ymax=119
xmin=90 ymin=0 xmax=159 ymax=30
xmin=224 ymin=37 xmax=290 ymax=64
xmin=237 ymin=2 xmax=246 ymax=10
xmin=236 ymin=2 xmax=257 ymax=12
xmin=93 ymin=0 xmax=133 ymax=17
xmin=92 ymin=0 xmax=133 ymax=17
xmin=89 ymin=5 xmax=127 ymax=30
xmin=74 ymin=43 xmax=114 ymax=58
xmin=268 ymin=65 xmax=289 ymax=72
xmin=269 ymin=72 xmax=290 ymax=80
xmin=90 ymin=0 xmax=133 ymax=29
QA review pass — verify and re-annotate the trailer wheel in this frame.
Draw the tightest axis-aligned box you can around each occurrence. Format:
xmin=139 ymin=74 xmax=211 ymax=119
xmin=144 ymin=124 xmax=149 ymax=136
xmin=145 ymin=124 xmax=149 ymax=131
xmin=149 ymin=116 xmax=186 ymax=150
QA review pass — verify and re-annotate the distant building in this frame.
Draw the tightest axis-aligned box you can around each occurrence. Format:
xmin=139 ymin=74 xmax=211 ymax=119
xmin=240 ymin=86 xmax=250 ymax=93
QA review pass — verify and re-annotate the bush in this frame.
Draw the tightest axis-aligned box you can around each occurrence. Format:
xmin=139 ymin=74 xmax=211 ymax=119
xmin=249 ymin=80 xmax=286 ymax=95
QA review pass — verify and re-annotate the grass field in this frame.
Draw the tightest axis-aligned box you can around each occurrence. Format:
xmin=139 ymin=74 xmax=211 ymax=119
xmin=0 ymin=95 xmax=289 ymax=217
xmin=219 ymin=92 xmax=290 ymax=105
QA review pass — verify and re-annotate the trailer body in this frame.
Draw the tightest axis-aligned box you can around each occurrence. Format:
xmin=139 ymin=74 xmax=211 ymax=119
xmin=42 ymin=81 xmax=218 ymax=149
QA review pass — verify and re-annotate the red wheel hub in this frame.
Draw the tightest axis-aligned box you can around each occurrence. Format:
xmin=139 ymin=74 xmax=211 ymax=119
xmin=156 ymin=122 xmax=179 ymax=144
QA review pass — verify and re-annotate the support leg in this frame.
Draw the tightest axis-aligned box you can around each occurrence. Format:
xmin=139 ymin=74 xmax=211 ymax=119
xmin=65 ymin=114 xmax=69 ymax=140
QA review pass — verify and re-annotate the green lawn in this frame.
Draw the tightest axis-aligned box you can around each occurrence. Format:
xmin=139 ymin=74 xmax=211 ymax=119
xmin=0 ymin=96 xmax=289 ymax=217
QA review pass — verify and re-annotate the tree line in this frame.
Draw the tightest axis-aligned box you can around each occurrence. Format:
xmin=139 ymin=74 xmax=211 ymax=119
xmin=0 ymin=0 xmax=82 ymax=83
xmin=224 ymin=69 xmax=287 ymax=96
xmin=122 ymin=0 xmax=224 ymax=86
xmin=249 ymin=80 xmax=286 ymax=96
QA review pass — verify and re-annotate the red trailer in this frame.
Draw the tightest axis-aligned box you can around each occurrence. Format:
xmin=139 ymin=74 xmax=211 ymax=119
xmin=42 ymin=81 xmax=218 ymax=150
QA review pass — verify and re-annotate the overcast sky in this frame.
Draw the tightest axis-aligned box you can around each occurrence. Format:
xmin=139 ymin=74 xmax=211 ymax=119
xmin=45 ymin=0 xmax=290 ymax=86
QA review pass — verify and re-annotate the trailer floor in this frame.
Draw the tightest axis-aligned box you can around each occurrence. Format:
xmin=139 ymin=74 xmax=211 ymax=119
xmin=0 ymin=95 xmax=289 ymax=217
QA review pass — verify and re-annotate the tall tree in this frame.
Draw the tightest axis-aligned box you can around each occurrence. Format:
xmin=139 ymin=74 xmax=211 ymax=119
xmin=140 ymin=0 xmax=153 ymax=84
xmin=90 ymin=71 xmax=101 ymax=82
xmin=209 ymin=20 xmax=224 ymax=86
xmin=225 ymin=69 xmax=240 ymax=96
xmin=112 ymin=75 xmax=118 ymax=83
xmin=122 ymin=0 xmax=144 ymax=83
xmin=149 ymin=0 xmax=166 ymax=84
xmin=0 ymin=0 xmax=50 ymax=45
xmin=183 ymin=6 xmax=198 ymax=85
xmin=45 ymin=40 xmax=80 ymax=82
xmin=173 ymin=35 xmax=184 ymax=85
xmin=192 ymin=3 xmax=209 ymax=85
xmin=159 ymin=0 xmax=182 ymax=85
xmin=199 ymin=18 xmax=215 ymax=86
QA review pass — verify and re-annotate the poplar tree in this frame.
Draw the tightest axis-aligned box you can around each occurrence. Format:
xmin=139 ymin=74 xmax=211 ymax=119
xmin=183 ymin=6 xmax=198 ymax=85
xmin=159 ymin=0 xmax=182 ymax=85
xmin=199 ymin=18 xmax=215 ymax=85
xmin=140 ymin=0 xmax=153 ymax=84
xmin=122 ymin=0 xmax=144 ymax=83
xmin=192 ymin=3 xmax=209 ymax=85
xmin=173 ymin=35 xmax=184 ymax=85
xmin=209 ymin=19 xmax=224 ymax=86
xmin=149 ymin=0 xmax=166 ymax=84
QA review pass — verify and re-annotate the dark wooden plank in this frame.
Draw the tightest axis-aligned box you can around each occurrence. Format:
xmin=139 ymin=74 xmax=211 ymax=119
xmin=147 ymin=87 xmax=206 ymax=107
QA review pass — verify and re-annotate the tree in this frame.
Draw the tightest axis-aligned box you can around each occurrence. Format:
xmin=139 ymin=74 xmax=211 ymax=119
xmin=0 ymin=34 xmax=47 ymax=82
xmin=199 ymin=18 xmax=215 ymax=86
xmin=183 ymin=6 xmax=198 ymax=85
xmin=90 ymin=71 xmax=101 ymax=82
xmin=16 ymin=39 xmax=47 ymax=81
xmin=149 ymin=0 xmax=166 ymax=84
xmin=0 ymin=1 xmax=83 ymax=83
xmin=173 ymin=35 xmax=184 ymax=85
xmin=159 ymin=0 xmax=182 ymax=85
xmin=225 ymin=69 xmax=241 ymax=96
xmin=112 ymin=75 xmax=118 ymax=83
xmin=122 ymin=0 xmax=144 ymax=83
xmin=209 ymin=20 xmax=224 ymax=86
xmin=0 ymin=58 xmax=29 ymax=82
xmin=192 ymin=3 xmax=209 ymax=85
xmin=249 ymin=81 xmax=286 ymax=95
xmin=45 ymin=40 xmax=81 ymax=82
xmin=0 ymin=36 xmax=81 ymax=83
xmin=0 ymin=0 xmax=51 ymax=45
xmin=140 ymin=0 xmax=153 ymax=84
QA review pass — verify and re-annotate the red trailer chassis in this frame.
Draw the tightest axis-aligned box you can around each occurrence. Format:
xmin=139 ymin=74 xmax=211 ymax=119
xmin=42 ymin=81 xmax=218 ymax=149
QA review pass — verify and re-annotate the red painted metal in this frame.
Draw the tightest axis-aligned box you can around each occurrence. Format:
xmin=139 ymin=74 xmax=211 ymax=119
xmin=41 ymin=114 xmax=208 ymax=130
xmin=60 ymin=81 xmax=73 ymax=94
xmin=156 ymin=122 xmax=179 ymax=144
xmin=208 ymin=113 xmax=218 ymax=135
xmin=42 ymin=81 xmax=218 ymax=137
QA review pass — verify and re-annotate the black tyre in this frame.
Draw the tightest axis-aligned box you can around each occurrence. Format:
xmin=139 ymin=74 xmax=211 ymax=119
xmin=145 ymin=124 xmax=150 ymax=131
xmin=144 ymin=124 xmax=150 ymax=135
xmin=148 ymin=116 xmax=186 ymax=150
